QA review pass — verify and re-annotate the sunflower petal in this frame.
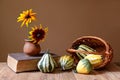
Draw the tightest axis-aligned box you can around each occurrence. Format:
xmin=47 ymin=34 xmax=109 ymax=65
xmin=31 ymin=16 xmax=36 ymax=20
xmin=40 ymin=24 xmax=42 ymax=29
xmin=44 ymin=27 xmax=48 ymax=33
xmin=29 ymin=31 xmax=33 ymax=35
xmin=21 ymin=19 xmax=26 ymax=27
xmin=32 ymin=27 xmax=35 ymax=30
xmin=31 ymin=13 xmax=36 ymax=15
xmin=25 ymin=19 xmax=29 ymax=27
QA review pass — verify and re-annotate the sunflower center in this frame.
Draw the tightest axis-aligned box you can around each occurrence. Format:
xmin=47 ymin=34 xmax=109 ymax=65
xmin=36 ymin=33 xmax=41 ymax=37
xmin=25 ymin=14 xmax=31 ymax=18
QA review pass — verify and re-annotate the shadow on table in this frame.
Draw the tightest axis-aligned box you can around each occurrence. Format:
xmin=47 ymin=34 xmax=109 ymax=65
xmin=89 ymin=62 xmax=120 ymax=75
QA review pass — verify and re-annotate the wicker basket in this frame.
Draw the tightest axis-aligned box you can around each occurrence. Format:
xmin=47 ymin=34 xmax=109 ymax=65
xmin=67 ymin=36 xmax=113 ymax=69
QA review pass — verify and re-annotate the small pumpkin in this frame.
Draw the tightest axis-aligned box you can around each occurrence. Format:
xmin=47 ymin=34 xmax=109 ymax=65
xmin=76 ymin=59 xmax=92 ymax=74
xmin=59 ymin=55 xmax=74 ymax=70
xmin=37 ymin=50 xmax=57 ymax=73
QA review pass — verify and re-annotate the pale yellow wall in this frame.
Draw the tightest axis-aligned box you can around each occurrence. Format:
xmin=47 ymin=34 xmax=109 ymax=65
xmin=0 ymin=0 xmax=120 ymax=62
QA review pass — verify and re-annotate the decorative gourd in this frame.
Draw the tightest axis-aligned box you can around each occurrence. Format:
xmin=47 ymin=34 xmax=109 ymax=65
xmin=85 ymin=54 xmax=103 ymax=68
xmin=76 ymin=44 xmax=96 ymax=59
xmin=59 ymin=55 xmax=74 ymax=70
xmin=37 ymin=50 xmax=57 ymax=73
xmin=76 ymin=59 xmax=92 ymax=74
xmin=78 ymin=44 xmax=96 ymax=52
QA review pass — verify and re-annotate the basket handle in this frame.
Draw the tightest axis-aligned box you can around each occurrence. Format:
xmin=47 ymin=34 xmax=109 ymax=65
xmin=67 ymin=48 xmax=98 ymax=54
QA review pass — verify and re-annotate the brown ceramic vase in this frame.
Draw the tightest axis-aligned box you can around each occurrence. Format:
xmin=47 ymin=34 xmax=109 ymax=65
xmin=23 ymin=39 xmax=41 ymax=56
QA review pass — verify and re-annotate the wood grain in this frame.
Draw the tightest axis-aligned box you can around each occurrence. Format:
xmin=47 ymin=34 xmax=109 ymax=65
xmin=0 ymin=62 xmax=120 ymax=80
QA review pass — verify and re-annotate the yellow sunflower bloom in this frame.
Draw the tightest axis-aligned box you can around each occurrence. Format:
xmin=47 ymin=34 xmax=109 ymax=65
xmin=17 ymin=9 xmax=36 ymax=27
xmin=29 ymin=24 xmax=48 ymax=44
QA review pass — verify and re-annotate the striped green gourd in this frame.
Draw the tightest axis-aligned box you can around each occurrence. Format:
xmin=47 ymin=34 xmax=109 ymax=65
xmin=59 ymin=55 xmax=74 ymax=70
xmin=85 ymin=54 xmax=103 ymax=68
xmin=76 ymin=44 xmax=96 ymax=59
xmin=37 ymin=50 xmax=57 ymax=73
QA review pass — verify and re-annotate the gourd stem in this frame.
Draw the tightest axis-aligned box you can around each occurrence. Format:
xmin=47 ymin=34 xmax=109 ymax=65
xmin=46 ymin=49 xmax=50 ymax=54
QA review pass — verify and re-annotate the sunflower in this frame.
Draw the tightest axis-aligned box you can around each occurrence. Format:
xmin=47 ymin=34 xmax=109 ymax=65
xmin=17 ymin=9 xmax=36 ymax=27
xmin=29 ymin=24 xmax=48 ymax=44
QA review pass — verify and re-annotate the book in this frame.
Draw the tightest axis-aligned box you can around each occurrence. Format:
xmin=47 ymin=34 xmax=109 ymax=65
xmin=7 ymin=52 xmax=59 ymax=73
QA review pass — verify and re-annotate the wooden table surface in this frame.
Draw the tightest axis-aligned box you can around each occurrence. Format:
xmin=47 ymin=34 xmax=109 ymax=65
xmin=0 ymin=62 xmax=120 ymax=80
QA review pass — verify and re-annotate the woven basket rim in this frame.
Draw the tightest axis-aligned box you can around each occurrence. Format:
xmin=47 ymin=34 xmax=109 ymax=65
xmin=72 ymin=36 xmax=109 ymax=53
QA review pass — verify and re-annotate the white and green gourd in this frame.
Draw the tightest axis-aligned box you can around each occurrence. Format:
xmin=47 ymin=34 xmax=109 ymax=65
xmin=85 ymin=54 xmax=103 ymax=68
xmin=76 ymin=44 xmax=96 ymax=59
xmin=59 ymin=55 xmax=74 ymax=70
xmin=76 ymin=59 xmax=92 ymax=74
xmin=37 ymin=50 xmax=58 ymax=73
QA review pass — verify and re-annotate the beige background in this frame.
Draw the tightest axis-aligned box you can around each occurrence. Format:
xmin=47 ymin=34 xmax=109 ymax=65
xmin=0 ymin=0 xmax=120 ymax=62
